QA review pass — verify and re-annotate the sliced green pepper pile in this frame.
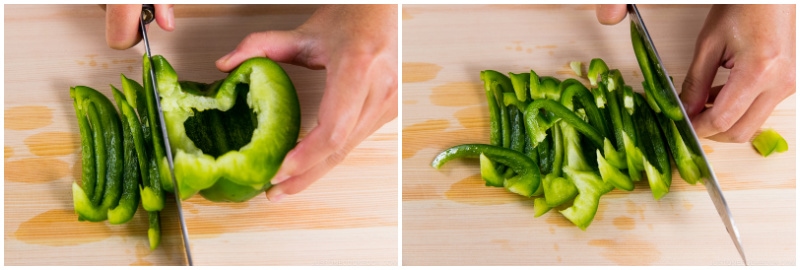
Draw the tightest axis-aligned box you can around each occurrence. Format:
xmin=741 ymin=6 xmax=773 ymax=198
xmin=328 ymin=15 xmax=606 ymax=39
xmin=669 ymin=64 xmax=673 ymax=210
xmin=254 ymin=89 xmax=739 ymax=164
xmin=433 ymin=52 xmax=710 ymax=229
xmin=70 ymin=55 xmax=300 ymax=249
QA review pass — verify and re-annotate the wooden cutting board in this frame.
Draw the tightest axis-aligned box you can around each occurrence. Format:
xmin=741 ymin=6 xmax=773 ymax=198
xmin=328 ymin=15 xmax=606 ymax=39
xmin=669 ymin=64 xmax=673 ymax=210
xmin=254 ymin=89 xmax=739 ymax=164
xmin=4 ymin=4 xmax=397 ymax=266
xmin=402 ymin=4 xmax=795 ymax=266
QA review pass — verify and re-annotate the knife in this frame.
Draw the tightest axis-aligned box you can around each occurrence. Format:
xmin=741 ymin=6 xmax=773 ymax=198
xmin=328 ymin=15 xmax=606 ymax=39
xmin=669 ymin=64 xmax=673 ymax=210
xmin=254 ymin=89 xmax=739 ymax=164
xmin=140 ymin=4 xmax=194 ymax=266
xmin=628 ymin=4 xmax=747 ymax=265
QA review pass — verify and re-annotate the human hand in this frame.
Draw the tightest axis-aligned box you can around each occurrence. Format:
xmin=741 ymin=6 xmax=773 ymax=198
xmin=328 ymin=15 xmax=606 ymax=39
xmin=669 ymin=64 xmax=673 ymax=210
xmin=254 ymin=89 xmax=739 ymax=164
xmin=215 ymin=5 xmax=398 ymax=202
xmin=679 ymin=5 xmax=795 ymax=142
xmin=596 ymin=5 xmax=796 ymax=142
xmin=595 ymin=4 xmax=627 ymax=25
xmin=103 ymin=4 xmax=175 ymax=49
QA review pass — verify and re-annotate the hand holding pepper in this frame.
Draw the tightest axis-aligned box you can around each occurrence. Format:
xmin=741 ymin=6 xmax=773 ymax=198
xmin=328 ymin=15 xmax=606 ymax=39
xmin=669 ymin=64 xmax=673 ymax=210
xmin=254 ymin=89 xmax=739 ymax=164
xmin=103 ymin=4 xmax=175 ymax=50
xmin=215 ymin=5 xmax=398 ymax=202
xmin=596 ymin=4 xmax=796 ymax=143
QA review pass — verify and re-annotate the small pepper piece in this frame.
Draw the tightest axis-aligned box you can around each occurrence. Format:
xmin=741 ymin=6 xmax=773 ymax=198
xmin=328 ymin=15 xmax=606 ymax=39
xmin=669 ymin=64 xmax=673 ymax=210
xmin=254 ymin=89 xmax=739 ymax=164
xmin=432 ymin=144 xmax=541 ymax=197
xmin=752 ymin=128 xmax=789 ymax=157
xmin=559 ymin=167 xmax=614 ymax=230
xmin=509 ymin=72 xmax=531 ymax=102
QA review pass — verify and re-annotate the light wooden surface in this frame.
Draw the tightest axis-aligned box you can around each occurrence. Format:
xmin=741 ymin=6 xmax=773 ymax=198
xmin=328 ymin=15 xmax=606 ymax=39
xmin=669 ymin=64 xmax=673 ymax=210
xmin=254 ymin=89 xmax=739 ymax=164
xmin=402 ymin=4 xmax=795 ymax=266
xmin=4 ymin=4 xmax=397 ymax=266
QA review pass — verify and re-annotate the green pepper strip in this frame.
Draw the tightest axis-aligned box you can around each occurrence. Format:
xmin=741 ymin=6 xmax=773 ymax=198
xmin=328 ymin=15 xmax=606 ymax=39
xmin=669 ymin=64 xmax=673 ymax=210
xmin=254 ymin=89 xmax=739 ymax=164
xmin=509 ymin=72 xmax=530 ymax=102
xmin=482 ymin=72 xmax=513 ymax=150
xmin=559 ymin=167 xmax=614 ymax=230
xmin=597 ymin=146 xmax=634 ymax=191
xmin=508 ymin=106 xmax=525 ymax=153
xmin=634 ymin=93 xmax=672 ymax=200
xmin=147 ymin=211 xmax=161 ymax=250
xmin=536 ymin=129 xmax=554 ymax=175
xmin=70 ymin=88 xmax=97 ymax=205
xmin=143 ymin=54 xmax=173 ymax=193
xmin=479 ymin=153 xmax=504 ymax=187
xmin=482 ymin=72 xmax=502 ymax=146
xmin=547 ymin=83 xmax=611 ymax=148
xmin=432 ymin=144 xmax=541 ymax=197
xmin=108 ymin=87 xmax=141 ymax=224
xmin=622 ymin=85 xmax=635 ymax=115
xmin=606 ymin=69 xmax=625 ymax=92
xmin=630 ymin=21 xmax=683 ymax=120
xmin=656 ymin=113 xmax=702 ymax=185
xmin=621 ymin=89 xmax=643 ymax=181
xmin=140 ymin=56 xmax=165 ymax=212
xmin=540 ymin=76 xmax=562 ymax=101
xmin=588 ymin=58 xmax=609 ymax=87
xmin=70 ymin=86 xmax=123 ymax=222
xmin=524 ymin=99 xmax=604 ymax=150
xmin=529 ymin=69 xmax=544 ymax=100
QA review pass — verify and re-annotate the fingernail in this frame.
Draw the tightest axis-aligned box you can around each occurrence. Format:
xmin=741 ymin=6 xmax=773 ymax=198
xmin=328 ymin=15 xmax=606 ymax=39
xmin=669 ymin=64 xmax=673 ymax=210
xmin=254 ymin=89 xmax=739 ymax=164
xmin=167 ymin=7 xmax=175 ymax=30
xmin=271 ymin=174 xmax=290 ymax=185
xmin=217 ymin=51 xmax=235 ymax=65
xmin=268 ymin=192 xmax=286 ymax=203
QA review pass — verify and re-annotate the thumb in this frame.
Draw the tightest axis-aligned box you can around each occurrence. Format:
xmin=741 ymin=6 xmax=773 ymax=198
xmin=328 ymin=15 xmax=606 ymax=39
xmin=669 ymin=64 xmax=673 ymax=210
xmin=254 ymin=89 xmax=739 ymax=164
xmin=216 ymin=30 xmax=305 ymax=72
xmin=680 ymin=36 xmax=725 ymax=117
xmin=596 ymin=4 xmax=627 ymax=25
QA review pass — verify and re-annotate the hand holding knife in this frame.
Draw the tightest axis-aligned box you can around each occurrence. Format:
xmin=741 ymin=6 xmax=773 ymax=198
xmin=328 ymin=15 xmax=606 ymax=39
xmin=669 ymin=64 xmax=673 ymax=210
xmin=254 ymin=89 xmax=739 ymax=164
xmin=628 ymin=4 xmax=747 ymax=265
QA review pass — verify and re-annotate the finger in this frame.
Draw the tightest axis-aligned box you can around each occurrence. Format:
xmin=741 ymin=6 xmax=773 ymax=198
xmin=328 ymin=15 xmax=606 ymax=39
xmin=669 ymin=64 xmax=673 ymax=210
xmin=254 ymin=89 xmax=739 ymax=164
xmin=105 ymin=4 xmax=143 ymax=50
xmin=706 ymin=84 xmax=725 ymax=104
xmin=266 ymin=106 xmax=390 ymax=202
xmin=216 ymin=31 xmax=306 ymax=72
xmin=707 ymin=94 xmax=776 ymax=143
xmin=690 ymin=69 xmax=761 ymax=138
xmin=270 ymin=59 xmax=371 ymax=184
xmin=680 ymin=32 xmax=725 ymax=117
xmin=595 ymin=4 xmax=628 ymax=25
xmin=154 ymin=4 xmax=175 ymax=32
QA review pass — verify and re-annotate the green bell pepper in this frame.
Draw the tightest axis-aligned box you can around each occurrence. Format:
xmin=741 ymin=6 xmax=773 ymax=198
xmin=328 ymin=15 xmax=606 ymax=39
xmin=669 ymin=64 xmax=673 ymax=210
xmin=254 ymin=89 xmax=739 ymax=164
xmin=152 ymin=56 xmax=301 ymax=202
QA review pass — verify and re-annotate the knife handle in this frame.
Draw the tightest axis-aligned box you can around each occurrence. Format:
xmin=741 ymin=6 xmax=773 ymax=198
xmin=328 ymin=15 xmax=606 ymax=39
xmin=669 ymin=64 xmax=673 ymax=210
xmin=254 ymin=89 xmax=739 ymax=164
xmin=141 ymin=4 xmax=155 ymax=25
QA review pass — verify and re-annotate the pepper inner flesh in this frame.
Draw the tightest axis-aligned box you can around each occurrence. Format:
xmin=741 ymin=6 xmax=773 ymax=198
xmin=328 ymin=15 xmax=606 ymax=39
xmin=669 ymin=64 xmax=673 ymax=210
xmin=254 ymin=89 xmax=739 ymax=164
xmin=183 ymin=83 xmax=258 ymax=158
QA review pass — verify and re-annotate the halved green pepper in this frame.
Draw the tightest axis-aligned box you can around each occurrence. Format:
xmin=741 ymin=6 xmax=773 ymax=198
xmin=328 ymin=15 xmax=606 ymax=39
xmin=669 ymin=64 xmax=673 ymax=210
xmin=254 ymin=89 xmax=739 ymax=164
xmin=153 ymin=56 xmax=301 ymax=202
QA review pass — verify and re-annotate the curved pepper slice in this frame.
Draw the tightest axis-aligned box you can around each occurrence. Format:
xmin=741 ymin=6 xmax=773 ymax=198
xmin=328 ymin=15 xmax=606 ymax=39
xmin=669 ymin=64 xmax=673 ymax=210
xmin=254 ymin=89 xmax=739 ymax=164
xmin=153 ymin=56 xmax=301 ymax=202
xmin=70 ymin=86 xmax=123 ymax=222
xmin=752 ymin=128 xmax=789 ymax=157
xmin=432 ymin=144 xmax=541 ymax=197
xmin=108 ymin=87 xmax=141 ymax=224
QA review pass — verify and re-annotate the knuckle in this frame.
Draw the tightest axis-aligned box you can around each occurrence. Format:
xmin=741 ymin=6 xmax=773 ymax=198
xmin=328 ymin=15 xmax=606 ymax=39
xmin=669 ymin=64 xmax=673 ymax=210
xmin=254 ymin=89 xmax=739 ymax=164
xmin=709 ymin=113 xmax=735 ymax=133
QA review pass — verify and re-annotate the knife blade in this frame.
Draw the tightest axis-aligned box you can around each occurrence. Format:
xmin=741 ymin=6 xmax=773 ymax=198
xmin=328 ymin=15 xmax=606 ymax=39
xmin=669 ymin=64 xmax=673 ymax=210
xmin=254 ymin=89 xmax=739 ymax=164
xmin=628 ymin=4 xmax=747 ymax=265
xmin=140 ymin=4 xmax=194 ymax=266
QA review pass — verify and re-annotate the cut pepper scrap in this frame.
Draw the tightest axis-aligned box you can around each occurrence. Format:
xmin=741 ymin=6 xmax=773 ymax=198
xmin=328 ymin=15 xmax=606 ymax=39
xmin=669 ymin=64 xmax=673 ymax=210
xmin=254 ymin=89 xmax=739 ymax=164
xmin=752 ymin=129 xmax=788 ymax=157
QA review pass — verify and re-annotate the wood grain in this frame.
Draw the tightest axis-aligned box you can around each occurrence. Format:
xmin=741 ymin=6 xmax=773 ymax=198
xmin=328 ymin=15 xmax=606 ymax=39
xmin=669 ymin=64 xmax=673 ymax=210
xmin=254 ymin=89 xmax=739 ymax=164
xmin=4 ymin=4 xmax=397 ymax=266
xmin=402 ymin=4 xmax=795 ymax=266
